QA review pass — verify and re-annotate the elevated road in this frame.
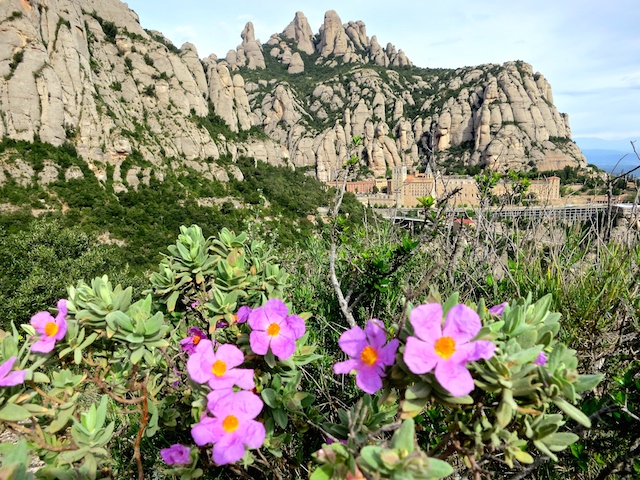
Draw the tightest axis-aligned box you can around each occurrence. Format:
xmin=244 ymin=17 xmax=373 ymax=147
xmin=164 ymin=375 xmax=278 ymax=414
xmin=377 ymin=203 xmax=609 ymax=225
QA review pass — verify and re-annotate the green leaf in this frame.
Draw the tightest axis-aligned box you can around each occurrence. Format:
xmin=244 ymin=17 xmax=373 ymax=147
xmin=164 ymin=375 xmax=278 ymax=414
xmin=573 ymin=374 xmax=603 ymax=393
xmin=496 ymin=399 xmax=513 ymax=427
xmin=272 ymin=408 xmax=288 ymax=429
xmin=48 ymin=404 xmax=76 ymax=434
xmin=391 ymin=418 xmax=415 ymax=453
xmin=358 ymin=446 xmax=385 ymax=471
xmin=79 ymin=453 xmax=98 ymax=480
xmin=533 ymin=439 xmax=558 ymax=462
xmin=130 ymin=347 xmax=145 ymax=365
xmin=264 ymin=349 xmax=276 ymax=369
xmin=32 ymin=372 xmax=50 ymax=383
xmin=0 ymin=439 xmax=30 ymax=466
xmin=259 ymin=388 xmax=277 ymax=408
xmin=310 ymin=465 xmax=333 ymax=480
xmin=513 ymin=449 xmax=534 ymax=464
xmin=166 ymin=291 xmax=180 ymax=312
xmin=23 ymin=403 xmax=51 ymax=415
xmin=510 ymin=345 xmax=543 ymax=365
xmin=553 ymin=397 xmax=591 ymax=428
xmin=0 ymin=402 xmax=32 ymax=421
xmin=541 ymin=432 xmax=580 ymax=451
xmin=426 ymin=457 xmax=455 ymax=478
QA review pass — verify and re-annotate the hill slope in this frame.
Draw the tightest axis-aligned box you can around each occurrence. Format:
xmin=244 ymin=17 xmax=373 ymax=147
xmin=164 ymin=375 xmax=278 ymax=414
xmin=0 ymin=1 xmax=585 ymax=192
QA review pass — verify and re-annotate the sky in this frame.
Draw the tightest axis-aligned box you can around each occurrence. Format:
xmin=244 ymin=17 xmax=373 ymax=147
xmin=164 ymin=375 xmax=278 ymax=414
xmin=123 ymin=0 xmax=639 ymax=148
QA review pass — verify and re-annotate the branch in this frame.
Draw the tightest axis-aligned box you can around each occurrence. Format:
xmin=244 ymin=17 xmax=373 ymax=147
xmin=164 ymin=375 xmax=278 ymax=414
xmin=133 ymin=375 xmax=149 ymax=480
xmin=6 ymin=422 xmax=76 ymax=452
xmin=328 ymin=156 xmax=357 ymax=328
xmin=93 ymin=372 xmax=145 ymax=405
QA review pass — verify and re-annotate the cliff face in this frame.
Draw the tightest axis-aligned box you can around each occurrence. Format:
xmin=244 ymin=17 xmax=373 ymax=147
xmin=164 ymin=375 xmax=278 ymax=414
xmin=0 ymin=1 xmax=585 ymax=190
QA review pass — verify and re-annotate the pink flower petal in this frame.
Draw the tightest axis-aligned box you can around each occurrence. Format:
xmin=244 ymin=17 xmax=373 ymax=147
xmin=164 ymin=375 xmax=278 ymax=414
xmin=0 ymin=356 xmax=17 ymax=378
xmin=212 ymin=368 xmax=255 ymax=391
xmin=235 ymin=391 xmax=264 ymax=419
xmin=378 ymin=339 xmax=399 ymax=365
xmin=56 ymin=299 xmax=68 ymax=320
xmin=0 ymin=357 xmax=26 ymax=387
xmin=31 ymin=337 xmax=56 ymax=353
xmin=30 ymin=311 xmax=54 ymax=334
xmin=214 ymin=344 xmax=245 ymax=369
xmin=455 ymin=340 xmax=496 ymax=363
xmin=488 ymin=302 xmax=508 ymax=316
xmin=442 ymin=304 xmax=481 ymax=344
xmin=263 ymin=298 xmax=289 ymax=319
xmin=338 ymin=326 xmax=367 ymax=358
xmin=248 ymin=308 xmax=272 ymax=332
xmin=249 ymin=299 xmax=288 ymax=331
xmin=249 ymin=330 xmax=270 ymax=355
xmin=243 ymin=420 xmax=266 ymax=448
xmin=365 ymin=319 xmax=387 ymax=350
xmin=160 ymin=444 xmax=191 ymax=465
xmin=53 ymin=316 xmax=67 ymax=341
xmin=191 ymin=416 xmax=222 ymax=446
xmin=0 ymin=369 xmax=27 ymax=387
xmin=206 ymin=389 xmax=235 ymax=412
xmin=434 ymin=359 xmax=475 ymax=397
xmin=236 ymin=306 xmax=252 ymax=323
xmin=333 ymin=359 xmax=359 ymax=374
xmin=284 ymin=314 xmax=306 ymax=339
xmin=212 ymin=433 xmax=245 ymax=465
xmin=404 ymin=336 xmax=438 ymax=375
xmin=355 ymin=368 xmax=383 ymax=394
xmin=187 ymin=345 xmax=215 ymax=384
xmin=269 ymin=334 xmax=296 ymax=359
xmin=410 ymin=304 xmax=443 ymax=341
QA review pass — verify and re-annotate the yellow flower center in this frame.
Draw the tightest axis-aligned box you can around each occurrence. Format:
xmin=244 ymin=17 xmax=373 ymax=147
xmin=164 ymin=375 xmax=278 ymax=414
xmin=360 ymin=345 xmax=378 ymax=366
xmin=267 ymin=323 xmax=281 ymax=337
xmin=222 ymin=415 xmax=239 ymax=433
xmin=434 ymin=337 xmax=456 ymax=359
xmin=230 ymin=314 xmax=238 ymax=324
xmin=193 ymin=335 xmax=201 ymax=345
xmin=212 ymin=360 xmax=227 ymax=377
xmin=44 ymin=322 xmax=59 ymax=337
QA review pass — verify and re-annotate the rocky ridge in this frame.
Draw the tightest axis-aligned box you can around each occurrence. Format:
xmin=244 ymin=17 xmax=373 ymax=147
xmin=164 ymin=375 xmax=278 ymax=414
xmin=0 ymin=0 xmax=585 ymax=191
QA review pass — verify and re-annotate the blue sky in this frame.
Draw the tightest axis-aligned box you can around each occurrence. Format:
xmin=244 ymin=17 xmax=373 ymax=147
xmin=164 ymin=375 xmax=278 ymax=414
xmin=123 ymin=0 xmax=639 ymax=145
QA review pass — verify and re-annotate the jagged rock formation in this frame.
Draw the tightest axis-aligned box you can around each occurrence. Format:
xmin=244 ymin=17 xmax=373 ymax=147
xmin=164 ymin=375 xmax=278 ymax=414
xmin=225 ymin=22 xmax=265 ymax=70
xmin=0 ymin=0 xmax=285 ymax=192
xmin=0 ymin=1 xmax=586 ymax=189
xmin=281 ymin=12 xmax=315 ymax=55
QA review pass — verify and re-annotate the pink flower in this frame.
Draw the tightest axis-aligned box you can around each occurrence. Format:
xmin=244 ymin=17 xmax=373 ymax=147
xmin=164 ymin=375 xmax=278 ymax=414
xmin=160 ymin=444 xmax=191 ymax=465
xmin=0 ymin=357 xmax=26 ymax=387
xmin=333 ymin=320 xmax=399 ymax=394
xmin=187 ymin=301 xmax=199 ymax=310
xmin=248 ymin=299 xmax=305 ymax=360
xmin=535 ymin=351 xmax=547 ymax=366
xmin=404 ymin=303 xmax=496 ymax=397
xmin=186 ymin=340 xmax=254 ymax=390
xmin=236 ymin=306 xmax=252 ymax=324
xmin=30 ymin=299 xmax=68 ymax=353
xmin=180 ymin=326 xmax=208 ymax=354
xmin=191 ymin=390 xmax=266 ymax=465
xmin=488 ymin=302 xmax=508 ymax=316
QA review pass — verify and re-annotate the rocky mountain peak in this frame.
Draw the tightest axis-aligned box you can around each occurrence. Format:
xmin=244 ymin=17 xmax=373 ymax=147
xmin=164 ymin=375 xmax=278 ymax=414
xmin=281 ymin=11 xmax=315 ymax=55
xmin=226 ymin=21 xmax=266 ymax=70
xmin=317 ymin=10 xmax=350 ymax=57
xmin=0 ymin=1 xmax=586 ymax=193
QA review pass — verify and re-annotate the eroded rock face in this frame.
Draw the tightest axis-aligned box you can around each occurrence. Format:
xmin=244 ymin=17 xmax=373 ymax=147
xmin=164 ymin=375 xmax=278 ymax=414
xmin=0 ymin=3 xmax=585 ymax=188
xmin=282 ymin=11 xmax=315 ymax=55
xmin=0 ymin=0 xmax=288 ymax=186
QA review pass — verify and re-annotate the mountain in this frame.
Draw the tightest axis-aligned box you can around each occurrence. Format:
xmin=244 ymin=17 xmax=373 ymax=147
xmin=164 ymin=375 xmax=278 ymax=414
xmin=574 ymin=138 xmax=639 ymax=174
xmin=0 ymin=0 xmax=586 ymax=192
